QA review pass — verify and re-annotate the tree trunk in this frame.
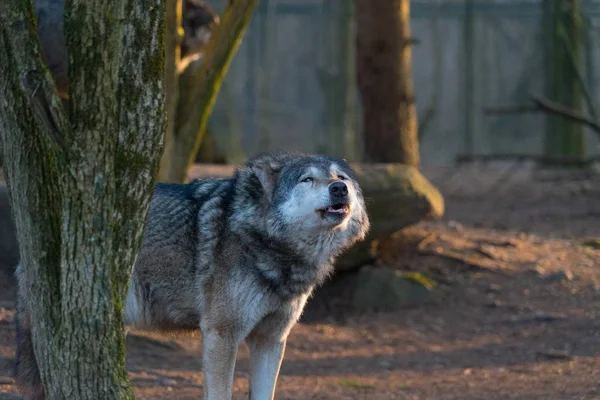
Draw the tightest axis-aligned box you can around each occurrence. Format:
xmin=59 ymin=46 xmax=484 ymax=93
xmin=0 ymin=0 xmax=166 ymax=397
xmin=159 ymin=0 xmax=183 ymax=181
xmin=543 ymin=0 xmax=586 ymax=160
xmin=161 ymin=0 xmax=258 ymax=183
xmin=356 ymin=0 xmax=420 ymax=167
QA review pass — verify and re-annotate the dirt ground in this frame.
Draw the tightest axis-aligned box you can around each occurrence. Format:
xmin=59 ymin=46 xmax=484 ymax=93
xmin=1 ymin=161 xmax=599 ymax=399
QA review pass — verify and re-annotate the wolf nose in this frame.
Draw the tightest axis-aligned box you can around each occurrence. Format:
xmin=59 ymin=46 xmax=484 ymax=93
xmin=329 ymin=181 xmax=348 ymax=198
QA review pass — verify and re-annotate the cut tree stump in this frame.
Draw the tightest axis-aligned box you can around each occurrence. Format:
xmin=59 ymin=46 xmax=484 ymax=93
xmin=336 ymin=163 xmax=444 ymax=269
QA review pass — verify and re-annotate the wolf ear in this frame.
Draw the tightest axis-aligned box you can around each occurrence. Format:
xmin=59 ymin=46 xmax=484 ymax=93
xmin=249 ymin=160 xmax=282 ymax=201
xmin=246 ymin=152 xmax=293 ymax=201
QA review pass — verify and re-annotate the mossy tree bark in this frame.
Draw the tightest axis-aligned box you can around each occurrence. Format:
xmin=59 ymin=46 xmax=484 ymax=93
xmin=0 ymin=0 xmax=166 ymax=397
xmin=160 ymin=0 xmax=258 ymax=183
xmin=356 ymin=0 xmax=420 ymax=167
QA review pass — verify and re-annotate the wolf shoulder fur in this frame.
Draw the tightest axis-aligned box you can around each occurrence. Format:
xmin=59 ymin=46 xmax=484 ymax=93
xmin=16 ymin=151 xmax=370 ymax=400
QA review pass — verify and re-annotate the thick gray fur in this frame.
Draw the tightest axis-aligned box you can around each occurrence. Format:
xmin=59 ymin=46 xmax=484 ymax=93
xmin=15 ymin=151 xmax=370 ymax=400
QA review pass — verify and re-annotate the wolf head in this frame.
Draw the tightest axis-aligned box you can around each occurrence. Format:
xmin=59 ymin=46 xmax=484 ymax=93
xmin=235 ymin=152 xmax=370 ymax=263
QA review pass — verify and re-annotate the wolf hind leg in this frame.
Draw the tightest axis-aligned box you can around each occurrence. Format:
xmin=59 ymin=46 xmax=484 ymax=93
xmin=14 ymin=265 xmax=45 ymax=400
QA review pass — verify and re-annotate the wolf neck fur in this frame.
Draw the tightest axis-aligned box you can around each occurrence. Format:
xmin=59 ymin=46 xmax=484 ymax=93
xmin=224 ymin=175 xmax=343 ymax=297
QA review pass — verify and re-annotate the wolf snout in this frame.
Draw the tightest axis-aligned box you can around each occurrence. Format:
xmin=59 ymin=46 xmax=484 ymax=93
xmin=329 ymin=181 xmax=348 ymax=199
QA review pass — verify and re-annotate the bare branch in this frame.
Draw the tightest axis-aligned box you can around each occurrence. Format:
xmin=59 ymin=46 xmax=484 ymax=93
xmin=483 ymin=105 xmax=538 ymax=115
xmin=484 ymin=95 xmax=600 ymax=138
xmin=530 ymin=95 xmax=600 ymax=135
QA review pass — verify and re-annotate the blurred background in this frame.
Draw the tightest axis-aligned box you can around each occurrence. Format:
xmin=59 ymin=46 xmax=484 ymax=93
xmin=204 ymin=0 xmax=600 ymax=166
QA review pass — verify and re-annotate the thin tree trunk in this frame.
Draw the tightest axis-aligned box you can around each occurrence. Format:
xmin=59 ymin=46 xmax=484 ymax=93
xmin=543 ymin=0 xmax=586 ymax=159
xmin=158 ymin=0 xmax=182 ymax=181
xmin=162 ymin=0 xmax=258 ymax=183
xmin=356 ymin=0 xmax=420 ymax=167
xmin=0 ymin=0 xmax=166 ymax=397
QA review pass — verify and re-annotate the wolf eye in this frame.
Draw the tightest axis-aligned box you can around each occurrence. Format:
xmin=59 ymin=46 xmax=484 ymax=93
xmin=300 ymin=177 xmax=313 ymax=183
xmin=338 ymin=175 xmax=347 ymax=181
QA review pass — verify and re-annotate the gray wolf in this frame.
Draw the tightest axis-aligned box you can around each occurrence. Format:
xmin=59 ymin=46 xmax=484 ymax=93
xmin=15 ymin=151 xmax=370 ymax=400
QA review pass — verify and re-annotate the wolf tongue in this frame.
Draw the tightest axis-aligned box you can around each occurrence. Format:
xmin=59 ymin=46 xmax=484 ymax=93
xmin=327 ymin=206 xmax=345 ymax=214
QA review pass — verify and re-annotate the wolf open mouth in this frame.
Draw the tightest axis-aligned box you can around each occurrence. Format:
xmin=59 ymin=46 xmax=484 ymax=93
xmin=327 ymin=203 xmax=349 ymax=214
xmin=318 ymin=203 xmax=350 ymax=219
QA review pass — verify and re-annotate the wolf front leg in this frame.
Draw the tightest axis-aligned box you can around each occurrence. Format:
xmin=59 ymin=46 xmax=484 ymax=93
xmin=246 ymin=336 xmax=286 ymax=400
xmin=202 ymin=330 xmax=239 ymax=400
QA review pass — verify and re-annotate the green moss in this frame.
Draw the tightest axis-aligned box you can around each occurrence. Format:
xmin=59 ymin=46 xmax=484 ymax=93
xmin=146 ymin=6 xmax=167 ymax=84
xmin=23 ymin=0 xmax=38 ymax=30
xmin=400 ymin=271 xmax=437 ymax=290
xmin=114 ymin=149 xmax=149 ymax=176
xmin=339 ymin=379 xmax=375 ymax=389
